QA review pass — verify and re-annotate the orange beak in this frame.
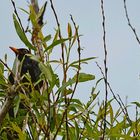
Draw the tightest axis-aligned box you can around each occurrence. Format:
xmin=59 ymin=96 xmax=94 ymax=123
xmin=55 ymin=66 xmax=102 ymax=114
xmin=9 ymin=46 xmax=19 ymax=54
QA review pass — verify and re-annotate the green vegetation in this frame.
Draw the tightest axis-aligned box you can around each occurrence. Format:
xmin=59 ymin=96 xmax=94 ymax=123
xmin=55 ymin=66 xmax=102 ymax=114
xmin=0 ymin=0 xmax=139 ymax=139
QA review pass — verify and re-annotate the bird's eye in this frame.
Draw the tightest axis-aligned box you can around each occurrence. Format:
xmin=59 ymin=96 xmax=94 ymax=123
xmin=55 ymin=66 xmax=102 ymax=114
xmin=22 ymin=49 xmax=29 ymax=54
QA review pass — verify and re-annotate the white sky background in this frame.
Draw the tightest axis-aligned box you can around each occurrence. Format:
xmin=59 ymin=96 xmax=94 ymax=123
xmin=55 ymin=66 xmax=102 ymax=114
xmin=0 ymin=0 xmax=140 ymax=112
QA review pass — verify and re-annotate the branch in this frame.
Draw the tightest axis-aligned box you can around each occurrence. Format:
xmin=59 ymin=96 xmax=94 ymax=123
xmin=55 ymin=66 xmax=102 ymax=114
xmin=96 ymin=62 xmax=132 ymax=125
xmin=123 ymin=0 xmax=140 ymax=45
xmin=0 ymin=88 xmax=16 ymax=126
xmin=49 ymin=1 xmax=70 ymax=139
xmin=100 ymin=0 xmax=108 ymax=138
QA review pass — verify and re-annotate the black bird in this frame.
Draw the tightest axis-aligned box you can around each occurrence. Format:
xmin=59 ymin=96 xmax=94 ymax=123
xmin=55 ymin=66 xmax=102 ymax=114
xmin=7 ymin=47 xmax=42 ymax=139
xmin=9 ymin=47 xmax=42 ymax=86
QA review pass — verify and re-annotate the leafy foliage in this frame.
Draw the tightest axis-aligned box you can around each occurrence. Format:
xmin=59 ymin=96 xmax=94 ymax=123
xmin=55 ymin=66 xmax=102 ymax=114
xmin=0 ymin=1 xmax=139 ymax=140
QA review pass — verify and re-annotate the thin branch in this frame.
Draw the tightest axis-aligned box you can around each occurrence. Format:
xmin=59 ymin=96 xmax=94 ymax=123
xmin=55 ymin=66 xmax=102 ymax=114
xmin=53 ymin=15 xmax=82 ymax=140
xmin=70 ymin=15 xmax=81 ymax=100
xmin=49 ymin=0 xmax=66 ymax=79
xmin=49 ymin=1 xmax=69 ymax=139
xmin=100 ymin=0 xmax=108 ymax=138
xmin=0 ymin=86 xmax=16 ymax=126
xmin=123 ymin=0 xmax=140 ymax=45
xmin=11 ymin=0 xmax=25 ymax=32
xmin=96 ymin=62 xmax=132 ymax=125
xmin=117 ymin=95 xmax=132 ymax=125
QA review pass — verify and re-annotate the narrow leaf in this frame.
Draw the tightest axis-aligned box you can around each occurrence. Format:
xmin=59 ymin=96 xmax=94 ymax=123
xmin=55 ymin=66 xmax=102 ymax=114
xmin=43 ymin=34 xmax=51 ymax=42
xmin=67 ymin=23 xmax=72 ymax=38
xmin=13 ymin=14 xmax=35 ymax=50
xmin=39 ymin=63 xmax=53 ymax=81
xmin=69 ymin=57 xmax=96 ymax=67
xmin=45 ymin=37 xmax=73 ymax=52
xmin=72 ymin=73 xmax=95 ymax=83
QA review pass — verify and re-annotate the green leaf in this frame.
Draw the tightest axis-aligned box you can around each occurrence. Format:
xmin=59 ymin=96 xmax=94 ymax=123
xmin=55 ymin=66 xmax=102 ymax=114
xmin=39 ymin=63 xmax=53 ymax=81
xmin=69 ymin=57 xmax=96 ymax=68
xmin=14 ymin=95 xmax=21 ymax=117
xmin=53 ymin=28 xmax=59 ymax=41
xmin=44 ymin=37 xmax=73 ymax=52
xmin=11 ymin=123 xmax=26 ymax=140
xmin=132 ymin=102 xmax=140 ymax=108
xmin=13 ymin=14 xmax=35 ymax=50
xmin=43 ymin=34 xmax=51 ymax=42
xmin=18 ymin=7 xmax=29 ymax=15
xmin=50 ymin=106 xmax=55 ymax=132
xmin=69 ymin=64 xmax=79 ymax=69
xmin=0 ymin=62 xmax=4 ymax=74
xmin=0 ymin=92 xmax=5 ymax=97
xmin=67 ymin=23 xmax=72 ymax=38
xmin=56 ymin=73 xmax=95 ymax=94
xmin=74 ymin=121 xmax=80 ymax=140
xmin=109 ymin=103 xmax=114 ymax=125
xmin=37 ymin=1 xmax=47 ymax=24
xmin=29 ymin=5 xmax=37 ymax=26
xmin=72 ymin=73 xmax=95 ymax=83
xmin=0 ymin=76 xmax=6 ymax=86
xmin=71 ymin=26 xmax=78 ymax=46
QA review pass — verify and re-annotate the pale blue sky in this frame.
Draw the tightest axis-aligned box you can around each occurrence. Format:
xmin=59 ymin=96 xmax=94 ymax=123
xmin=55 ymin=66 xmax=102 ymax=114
xmin=1 ymin=0 xmax=140 ymax=105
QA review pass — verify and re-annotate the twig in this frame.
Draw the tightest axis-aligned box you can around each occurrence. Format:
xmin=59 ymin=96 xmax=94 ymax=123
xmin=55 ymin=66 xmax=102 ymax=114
xmin=53 ymin=15 xmax=81 ymax=140
xmin=123 ymin=0 xmax=140 ymax=45
xmin=101 ymin=0 xmax=108 ymax=138
xmin=49 ymin=0 xmax=66 ymax=79
xmin=96 ymin=62 xmax=132 ymax=125
xmin=0 ymin=98 xmax=13 ymax=126
xmin=0 ymin=86 xmax=16 ymax=126
xmin=49 ymin=1 xmax=69 ymax=139
xmin=11 ymin=0 xmax=24 ymax=32
xmin=117 ymin=95 xmax=132 ymax=125
xmin=70 ymin=15 xmax=81 ymax=100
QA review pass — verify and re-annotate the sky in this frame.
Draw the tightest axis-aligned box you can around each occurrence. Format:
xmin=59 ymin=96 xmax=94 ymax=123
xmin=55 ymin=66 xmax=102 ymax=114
xmin=0 ymin=0 xmax=140 ymax=108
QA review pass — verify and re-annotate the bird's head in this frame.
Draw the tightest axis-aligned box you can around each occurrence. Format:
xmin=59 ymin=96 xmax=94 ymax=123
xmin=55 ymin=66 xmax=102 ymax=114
xmin=10 ymin=47 xmax=30 ymax=61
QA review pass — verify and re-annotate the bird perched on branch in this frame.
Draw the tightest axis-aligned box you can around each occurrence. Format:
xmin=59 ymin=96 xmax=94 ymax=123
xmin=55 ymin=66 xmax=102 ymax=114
xmin=7 ymin=47 xmax=42 ymax=139
xmin=9 ymin=47 xmax=42 ymax=87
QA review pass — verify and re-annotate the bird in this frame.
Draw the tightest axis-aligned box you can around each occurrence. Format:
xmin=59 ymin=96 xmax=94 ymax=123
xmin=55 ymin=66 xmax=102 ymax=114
xmin=7 ymin=47 xmax=42 ymax=139
xmin=9 ymin=47 xmax=42 ymax=87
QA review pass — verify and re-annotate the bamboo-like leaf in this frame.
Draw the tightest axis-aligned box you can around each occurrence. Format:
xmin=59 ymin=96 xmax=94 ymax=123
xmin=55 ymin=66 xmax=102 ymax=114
xmin=14 ymin=95 xmax=20 ymax=117
xmin=53 ymin=29 xmax=59 ymax=42
xmin=39 ymin=63 xmax=53 ymax=82
xmin=72 ymin=73 xmax=95 ymax=83
xmin=45 ymin=37 xmax=73 ymax=52
xmin=132 ymin=102 xmax=140 ymax=108
xmin=67 ymin=23 xmax=72 ymax=38
xmin=69 ymin=57 xmax=96 ymax=68
xmin=0 ymin=62 xmax=4 ymax=74
xmin=56 ymin=73 xmax=95 ymax=94
xmin=75 ymin=121 xmax=80 ymax=139
xmin=12 ymin=123 xmax=26 ymax=140
xmin=18 ymin=8 xmax=29 ymax=15
xmin=43 ymin=34 xmax=51 ymax=42
xmin=37 ymin=1 xmax=47 ymax=25
xmin=13 ymin=14 xmax=35 ymax=50
xmin=71 ymin=26 xmax=78 ymax=46
xmin=29 ymin=5 xmax=37 ymax=27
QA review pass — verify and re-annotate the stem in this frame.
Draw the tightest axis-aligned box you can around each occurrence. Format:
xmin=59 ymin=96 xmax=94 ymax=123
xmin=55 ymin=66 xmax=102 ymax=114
xmin=49 ymin=1 xmax=69 ymax=139
xmin=101 ymin=0 xmax=108 ymax=139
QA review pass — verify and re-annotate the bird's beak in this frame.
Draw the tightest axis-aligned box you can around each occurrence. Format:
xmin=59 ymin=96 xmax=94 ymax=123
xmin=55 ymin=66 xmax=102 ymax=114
xmin=9 ymin=47 xmax=19 ymax=54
